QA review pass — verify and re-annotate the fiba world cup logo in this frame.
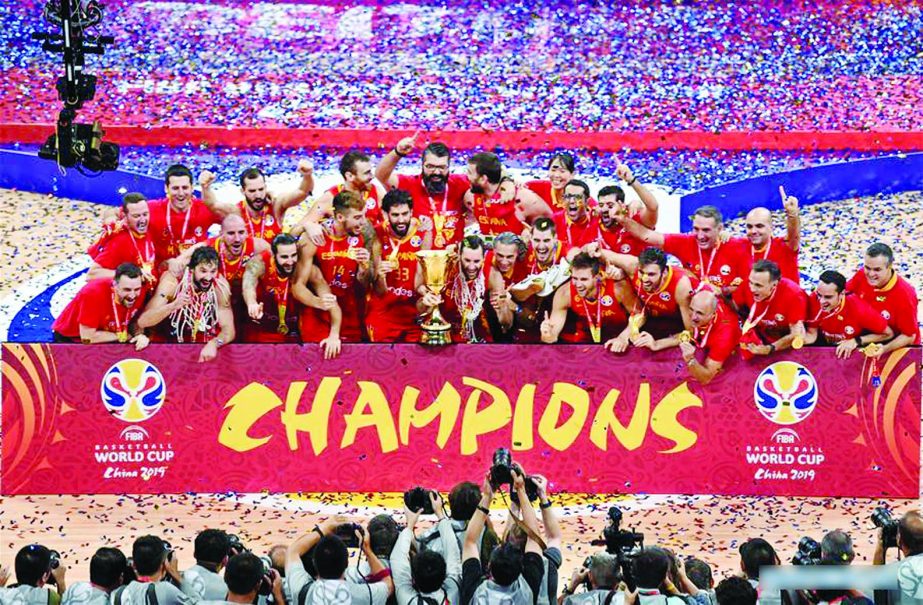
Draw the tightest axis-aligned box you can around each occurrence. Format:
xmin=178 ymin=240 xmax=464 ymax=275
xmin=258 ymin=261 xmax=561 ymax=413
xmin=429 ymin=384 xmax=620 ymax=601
xmin=100 ymin=359 xmax=167 ymax=423
xmin=753 ymin=361 xmax=818 ymax=425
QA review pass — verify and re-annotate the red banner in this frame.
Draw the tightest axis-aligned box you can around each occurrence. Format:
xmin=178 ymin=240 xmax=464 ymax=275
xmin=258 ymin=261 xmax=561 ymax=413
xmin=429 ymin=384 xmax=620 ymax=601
xmin=1 ymin=344 xmax=919 ymax=497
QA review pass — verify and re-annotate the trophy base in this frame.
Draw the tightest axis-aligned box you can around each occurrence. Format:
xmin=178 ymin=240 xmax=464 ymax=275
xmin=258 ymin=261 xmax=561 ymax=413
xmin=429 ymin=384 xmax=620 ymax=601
xmin=420 ymin=322 xmax=452 ymax=346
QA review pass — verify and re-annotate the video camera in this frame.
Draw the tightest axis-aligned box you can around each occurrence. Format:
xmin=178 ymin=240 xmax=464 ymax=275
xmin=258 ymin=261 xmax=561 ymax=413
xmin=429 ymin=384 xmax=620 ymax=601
xmin=489 ymin=448 xmax=540 ymax=505
xmin=590 ymin=506 xmax=644 ymax=590
xmin=791 ymin=537 xmax=822 ymax=566
xmin=871 ymin=507 xmax=899 ymax=549
xmin=32 ymin=0 xmax=119 ymax=172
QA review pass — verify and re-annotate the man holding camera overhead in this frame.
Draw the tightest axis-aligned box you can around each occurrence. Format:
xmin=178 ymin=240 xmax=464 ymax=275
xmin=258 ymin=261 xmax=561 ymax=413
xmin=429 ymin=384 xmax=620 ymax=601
xmin=345 ymin=516 xmax=400 ymax=588
xmin=460 ymin=464 xmax=544 ymax=605
xmin=413 ymin=482 xmax=497 ymax=564
xmin=502 ymin=474 xmax=563 ymax=605
xmin=392 ymin=491 xmax=463 ymax=605
xmin=285 ymin=518 xmax=393 ymax=605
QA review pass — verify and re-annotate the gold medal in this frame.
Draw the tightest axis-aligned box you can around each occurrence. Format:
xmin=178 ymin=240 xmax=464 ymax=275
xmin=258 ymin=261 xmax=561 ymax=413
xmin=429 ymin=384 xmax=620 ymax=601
xmin=589 ymin=325 xmax=601 ymax=344
xmin=677 ymin=330 xmax=692 ymax=344
xmin=791 ymin=336 xmax=804 ymax=350
xmin=862 ymin=342 xmax=883 ymax=357
xmin=435 ymin=235 xmax=445 ymax=248
xmin=628 ymin=313 xmax=644 ymax=338
xmin=142 ymin=262 xmax=154 ymax=274
xmin=434 ymin=212 xmax=446 ymax=230
xmin=117 ymin=330 xmax=129 ymax=344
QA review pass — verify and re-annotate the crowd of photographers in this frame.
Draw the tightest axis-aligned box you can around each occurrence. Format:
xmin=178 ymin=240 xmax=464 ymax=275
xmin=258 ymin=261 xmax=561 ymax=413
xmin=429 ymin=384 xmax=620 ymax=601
xmin=2 ymin=453 xmax=921 ymax=605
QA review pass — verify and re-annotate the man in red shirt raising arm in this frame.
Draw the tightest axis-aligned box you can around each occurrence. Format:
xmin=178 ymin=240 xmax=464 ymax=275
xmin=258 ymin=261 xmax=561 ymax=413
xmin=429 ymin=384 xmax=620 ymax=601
xmin=375 ymin=133 xmax=468 ymax=250
xmin=87 ymin=194 xmax=158 ymax=286
xmin=616 ymin=205 xmax=748 ymax=295
xmin=200 ymin=162 xmax=314 ymax=243
xmin=595 ymin=165 xmax=659 ymax=257
xmin=734 ymin=186 xmax=801 ymax=283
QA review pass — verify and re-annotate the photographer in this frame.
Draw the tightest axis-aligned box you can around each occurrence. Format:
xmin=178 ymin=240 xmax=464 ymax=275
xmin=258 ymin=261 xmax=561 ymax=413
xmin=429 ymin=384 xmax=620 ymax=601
xmin=503 ymin=474 xmax=563 ymax=605
xmin=873 ymin=511 xmax=923 ymax=566
xmin=182 ymin=529 xmax=230 ymax=601
xmin=714 ymin=578 xmax=757 ymax=605
xmin=684 ymin=560 xmax=716 ymax=605
xmin=392 ymin=491 xmax=462 ymax=605
xmin=626 ymin=548 xmax=687 ymax=605
xmin=660 ymin=549 xmax=703 ymax=605
xmin=416 ymin=482 xmax=496 ymax=563
xmin=112 ymin=535 xmax=189 ymax=605
xmin=820 ymin=531 xmax=854 ymax=566
xmin=738 ymin=538 xmax=780 ymax=605
xmin=5 ymin=544 xmax=66 ymax=605
xmin=285 ymin=518 xmax=393 ymax=605
xmin=62 ymin=548 xmax=126 ymax=605
xmin=460 ymin=470 xmax=543 ymax=605
xmin=267 ymin=547 xmax=287 ymax=579
xmin=872 ymin=511 xmax=923 ymax=604
xmin=218 ymin=553 xmax=284 ymax=605
xmin=559 ymin=554 xmax=622 ymax=605
xmin=346 ymin=516 xmax=399 ymax=587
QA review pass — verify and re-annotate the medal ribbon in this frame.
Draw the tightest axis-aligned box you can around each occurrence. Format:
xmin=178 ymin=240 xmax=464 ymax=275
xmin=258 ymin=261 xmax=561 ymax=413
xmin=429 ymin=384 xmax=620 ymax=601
xmin=239 ymin=200 xmax=267 ymax=241
xmin=166 ymin=201 xmax=192 ymax=254
xmin=129 ymin=231 xmax=155 ymax=271
xmin=742 ymin=285 xmax=779 ymax=334
xmin=696 ymin=242 xmax=720 ymax=284
xmin=580 ymin=279 xmax=603 ymax=343
xmin=110 ymin=288 xmax=133 ymax=343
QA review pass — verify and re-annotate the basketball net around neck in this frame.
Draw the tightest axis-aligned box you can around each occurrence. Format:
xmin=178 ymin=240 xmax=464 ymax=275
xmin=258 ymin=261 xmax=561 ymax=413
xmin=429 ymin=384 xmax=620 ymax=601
xmin=452 ymin=269 xmax=486 ymax=343
xmin=169 ymin=270 xmax=226 ymax=342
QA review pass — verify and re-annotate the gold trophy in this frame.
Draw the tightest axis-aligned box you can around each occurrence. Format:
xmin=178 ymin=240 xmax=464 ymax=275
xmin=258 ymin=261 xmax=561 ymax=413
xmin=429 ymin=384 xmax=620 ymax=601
xmin=417 ymin=250 xmax=453 ymax=345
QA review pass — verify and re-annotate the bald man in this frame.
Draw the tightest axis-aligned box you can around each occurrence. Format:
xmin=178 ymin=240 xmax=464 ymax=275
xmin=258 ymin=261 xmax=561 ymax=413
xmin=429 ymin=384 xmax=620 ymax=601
xmin=732 ymin=187 xmax=801 ymax=283
xmin=680 ymin=289 xmax=741 ymax=384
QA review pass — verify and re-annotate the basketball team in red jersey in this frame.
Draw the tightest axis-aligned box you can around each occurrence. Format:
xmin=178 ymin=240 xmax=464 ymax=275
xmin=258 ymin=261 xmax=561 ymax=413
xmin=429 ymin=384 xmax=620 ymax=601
xmin=54 ymin=135 xmax=919 ymax=383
